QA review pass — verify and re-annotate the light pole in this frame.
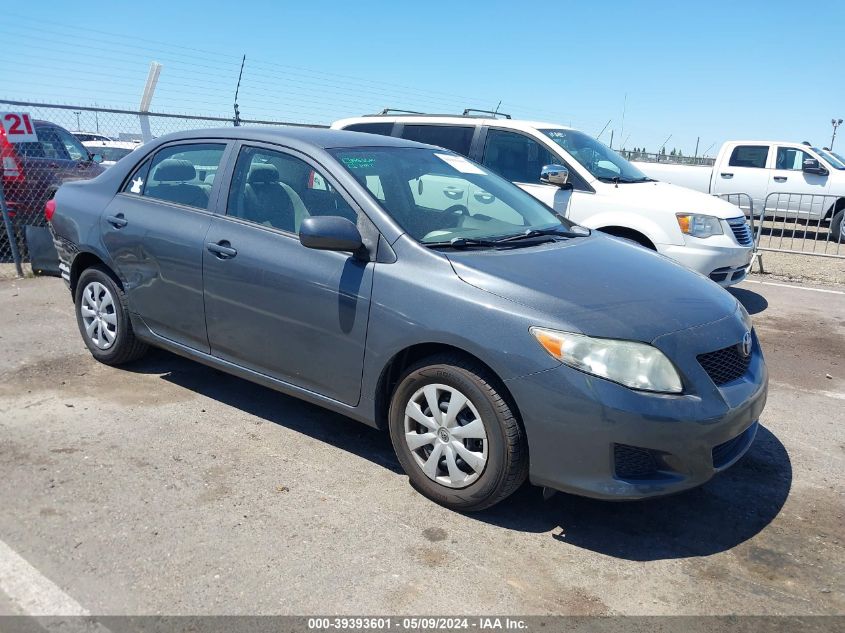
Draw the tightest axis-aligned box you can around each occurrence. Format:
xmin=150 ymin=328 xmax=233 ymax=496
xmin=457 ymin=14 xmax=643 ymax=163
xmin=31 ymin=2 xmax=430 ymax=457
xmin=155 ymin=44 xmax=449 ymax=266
xmin=832 ymin=118 xmax=843 ymax=150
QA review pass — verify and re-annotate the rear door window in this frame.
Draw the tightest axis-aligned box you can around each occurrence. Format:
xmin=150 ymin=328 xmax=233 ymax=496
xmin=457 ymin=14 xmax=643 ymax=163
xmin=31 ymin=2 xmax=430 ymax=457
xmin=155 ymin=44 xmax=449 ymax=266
xmin=142 ymin=143 xmax=226 ymax=209
xmin=728 ymin=145 xmax=769 ymax=168
xmin=400 ymin=125 xmax=474 ymax=156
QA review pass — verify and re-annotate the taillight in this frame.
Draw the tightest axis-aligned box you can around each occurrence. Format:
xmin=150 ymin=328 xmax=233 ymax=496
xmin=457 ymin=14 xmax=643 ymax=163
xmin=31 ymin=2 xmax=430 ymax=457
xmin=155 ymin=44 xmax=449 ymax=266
xmin=45 ymin=199 xmax=56 ymax=222
xmin=0 ymin=128 xmax=24 ymax=182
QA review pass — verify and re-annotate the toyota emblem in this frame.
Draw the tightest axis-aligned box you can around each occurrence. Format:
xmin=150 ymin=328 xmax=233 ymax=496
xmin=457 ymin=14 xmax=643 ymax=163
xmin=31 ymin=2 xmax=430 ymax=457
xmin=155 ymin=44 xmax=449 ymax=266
xmin=740 ymin=331 xmax=752 ymax=358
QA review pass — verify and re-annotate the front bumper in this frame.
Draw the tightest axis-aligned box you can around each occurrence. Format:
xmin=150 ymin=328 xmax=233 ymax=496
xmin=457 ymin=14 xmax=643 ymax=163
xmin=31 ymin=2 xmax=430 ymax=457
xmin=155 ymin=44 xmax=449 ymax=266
xmin=506 ymin=314 xmax=768 ymax=500
xmin=659 ymin=237 xmax=753 ymax=288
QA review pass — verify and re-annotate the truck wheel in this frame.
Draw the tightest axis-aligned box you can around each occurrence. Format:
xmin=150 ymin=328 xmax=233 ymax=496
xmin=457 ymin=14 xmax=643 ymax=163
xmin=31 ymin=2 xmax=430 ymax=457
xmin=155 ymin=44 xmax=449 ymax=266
xmin=388 ymin=354 xmax=528 ymax=511
xmin=831 ymin=208 xmax=844 ymax=243
xmin=74 ymin=266 xmax=148 ymax=365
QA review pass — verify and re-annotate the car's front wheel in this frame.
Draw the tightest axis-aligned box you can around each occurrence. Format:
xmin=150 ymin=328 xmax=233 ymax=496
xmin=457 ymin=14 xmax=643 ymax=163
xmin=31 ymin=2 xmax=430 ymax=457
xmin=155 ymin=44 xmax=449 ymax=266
xmin=74 ymin=266 xmax=148 ymax=365
xmin=388 ymin=354 xmax=528 ymax=511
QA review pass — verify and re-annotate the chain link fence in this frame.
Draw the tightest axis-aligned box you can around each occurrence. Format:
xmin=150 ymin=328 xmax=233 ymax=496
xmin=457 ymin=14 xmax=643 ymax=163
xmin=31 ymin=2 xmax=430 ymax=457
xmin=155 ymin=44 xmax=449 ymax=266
xmin=0 ymin=100 xmax=321 ymax=269
xmin=618 ymin=149 xmax=715 ymax=166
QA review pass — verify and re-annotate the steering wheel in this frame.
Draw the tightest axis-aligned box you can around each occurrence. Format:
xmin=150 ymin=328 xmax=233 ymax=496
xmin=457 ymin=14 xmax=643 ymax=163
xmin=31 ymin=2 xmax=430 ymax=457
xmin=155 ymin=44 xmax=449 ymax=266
xmin=444 ymin=204 xmax=470 ymax=228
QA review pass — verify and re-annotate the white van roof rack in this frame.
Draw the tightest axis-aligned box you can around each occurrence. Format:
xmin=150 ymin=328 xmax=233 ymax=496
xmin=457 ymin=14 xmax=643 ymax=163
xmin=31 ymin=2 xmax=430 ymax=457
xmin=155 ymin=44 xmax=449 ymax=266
xmin=362 ymin=107 xmax=512 ymax=120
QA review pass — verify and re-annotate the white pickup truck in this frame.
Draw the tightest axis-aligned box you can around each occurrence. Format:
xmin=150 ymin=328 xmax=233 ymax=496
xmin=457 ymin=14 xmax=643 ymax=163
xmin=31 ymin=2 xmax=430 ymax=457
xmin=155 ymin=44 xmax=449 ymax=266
xmin=634 ymin=140 xmax=845 ymax=241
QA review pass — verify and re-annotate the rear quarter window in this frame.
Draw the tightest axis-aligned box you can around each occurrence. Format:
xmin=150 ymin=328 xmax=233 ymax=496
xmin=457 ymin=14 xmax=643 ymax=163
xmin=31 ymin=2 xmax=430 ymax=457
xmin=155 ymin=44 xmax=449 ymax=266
xmin=343 ymin=122 xmax=394 ymax=136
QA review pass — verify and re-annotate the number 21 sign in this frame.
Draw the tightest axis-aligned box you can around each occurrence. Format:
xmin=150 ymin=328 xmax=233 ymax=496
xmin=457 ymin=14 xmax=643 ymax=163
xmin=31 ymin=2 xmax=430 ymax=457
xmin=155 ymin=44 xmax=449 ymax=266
xmin=0 ymin=112 xmax=38 ymax=143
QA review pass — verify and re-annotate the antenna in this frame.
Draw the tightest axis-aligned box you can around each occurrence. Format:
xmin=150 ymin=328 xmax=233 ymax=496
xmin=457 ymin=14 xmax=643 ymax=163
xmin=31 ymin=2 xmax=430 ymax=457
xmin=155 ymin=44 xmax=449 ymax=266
xmin=596 ymin=119 xmax=612 ymax=140
xmin=492 ymin=100 xmax=502 ymax=116
xmin=233 ymin=54 xmax=245 ymax=127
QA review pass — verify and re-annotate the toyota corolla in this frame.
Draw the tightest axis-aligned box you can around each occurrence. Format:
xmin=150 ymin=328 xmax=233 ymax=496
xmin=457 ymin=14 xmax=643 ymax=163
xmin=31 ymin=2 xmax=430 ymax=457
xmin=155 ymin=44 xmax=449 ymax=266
xmin=48 ymin=127 xmax=768 ymax=510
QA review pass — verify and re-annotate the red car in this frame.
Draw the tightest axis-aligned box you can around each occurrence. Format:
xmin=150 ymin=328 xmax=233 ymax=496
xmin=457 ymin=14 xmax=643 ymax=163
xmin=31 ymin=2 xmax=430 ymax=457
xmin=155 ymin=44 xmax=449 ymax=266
xmin=1 ymin=119 xmax=104 ymax=236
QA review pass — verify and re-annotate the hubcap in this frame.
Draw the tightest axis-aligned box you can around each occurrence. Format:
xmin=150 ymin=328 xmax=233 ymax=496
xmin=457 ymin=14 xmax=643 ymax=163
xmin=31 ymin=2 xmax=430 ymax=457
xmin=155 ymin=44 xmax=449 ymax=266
xmin=403 ymin=383 xmax=488 ymax=489
xmin=80 ymin=281 xmax=117 ymax=350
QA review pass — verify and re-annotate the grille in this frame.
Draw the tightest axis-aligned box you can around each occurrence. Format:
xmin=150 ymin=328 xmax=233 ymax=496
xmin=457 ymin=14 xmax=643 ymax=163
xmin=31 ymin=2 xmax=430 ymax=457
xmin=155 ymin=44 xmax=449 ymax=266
xmin=697 ymin=344 xmax=751 ymax=386
xmin=613 ymin=444 xmax=660 ymax=480
xmin=727 ymin=217 xmax=753 ymax=246
xmin=712 ymin=422 xmax=757 ymax=468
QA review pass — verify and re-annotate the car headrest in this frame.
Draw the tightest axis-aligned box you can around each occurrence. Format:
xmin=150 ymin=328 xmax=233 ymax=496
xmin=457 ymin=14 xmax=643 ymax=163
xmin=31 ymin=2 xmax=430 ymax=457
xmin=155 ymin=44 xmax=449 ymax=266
xmin=248 ymin=164 xmax=279 ymax=184
xmin=154 ymin=159 xmax=196 ymax=182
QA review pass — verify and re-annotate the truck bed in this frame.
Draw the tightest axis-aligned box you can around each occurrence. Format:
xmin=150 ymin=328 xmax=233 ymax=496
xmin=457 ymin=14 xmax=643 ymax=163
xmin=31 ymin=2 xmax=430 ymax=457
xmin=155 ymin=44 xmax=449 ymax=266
xmin=632 ymin=162 xmax=712 ymax=193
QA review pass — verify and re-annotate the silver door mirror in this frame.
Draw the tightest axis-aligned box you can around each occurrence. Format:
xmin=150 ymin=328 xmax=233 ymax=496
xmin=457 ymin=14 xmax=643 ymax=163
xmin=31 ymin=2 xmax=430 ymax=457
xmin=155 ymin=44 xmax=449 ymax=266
xmin=540 ymin=164 xmax=569 ymax=187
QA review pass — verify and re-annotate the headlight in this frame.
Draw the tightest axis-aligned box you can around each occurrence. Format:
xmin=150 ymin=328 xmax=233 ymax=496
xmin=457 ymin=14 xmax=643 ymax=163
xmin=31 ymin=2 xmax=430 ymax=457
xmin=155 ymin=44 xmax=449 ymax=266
xmin=676 ymin=213 xmax=724 ymax=238
xmin=530 ymin=327 xmax=683 ymax=393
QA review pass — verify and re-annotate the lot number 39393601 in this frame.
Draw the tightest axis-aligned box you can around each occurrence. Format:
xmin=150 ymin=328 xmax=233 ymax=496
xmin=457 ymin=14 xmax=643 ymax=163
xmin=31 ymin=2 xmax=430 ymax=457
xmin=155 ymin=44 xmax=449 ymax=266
xmin=0 ymin=112 xmax=38 ymax=143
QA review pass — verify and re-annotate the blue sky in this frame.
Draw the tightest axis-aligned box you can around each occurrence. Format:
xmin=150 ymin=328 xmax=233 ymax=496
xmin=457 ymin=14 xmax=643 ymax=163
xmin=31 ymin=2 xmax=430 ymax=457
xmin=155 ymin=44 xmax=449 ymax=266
xmin=2 ymin=0 xmax=844 ymax=155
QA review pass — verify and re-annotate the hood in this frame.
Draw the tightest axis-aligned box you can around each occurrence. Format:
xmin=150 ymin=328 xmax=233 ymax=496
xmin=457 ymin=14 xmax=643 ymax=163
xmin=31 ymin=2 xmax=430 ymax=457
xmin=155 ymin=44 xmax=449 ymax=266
xmin=599 ymin=180 xmax=743 ymax=219
xmin=446 ymin=234 xmax=739 ymax=342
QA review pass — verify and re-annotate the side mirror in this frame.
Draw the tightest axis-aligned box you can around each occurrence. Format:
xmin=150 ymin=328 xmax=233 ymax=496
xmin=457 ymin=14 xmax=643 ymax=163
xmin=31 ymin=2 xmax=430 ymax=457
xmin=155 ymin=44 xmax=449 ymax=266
xmin=299 ymin=216 xmax=364 ymax=254
xmin=91 ymin=153 xmax=104 ymax=164
xmin=803 ymin=158 xmax=828 ymax=176
xmin=540 ymin=164 xmax=570 ymax=187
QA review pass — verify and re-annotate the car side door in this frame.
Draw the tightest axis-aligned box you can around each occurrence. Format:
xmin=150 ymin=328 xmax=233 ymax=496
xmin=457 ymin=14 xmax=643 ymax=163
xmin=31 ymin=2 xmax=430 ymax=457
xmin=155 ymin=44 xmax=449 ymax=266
xmin=101 ymin=141 xmax=230 ymax=352
xmin=712 ymin=144 xmax=771 ymax=213
xmin=767 ymin=146 xmax=830 ymax=219
xmin=202 ymin=143 xmax=374 ymax=406
xmin=49 ymin=125 xmax=104 ymax=182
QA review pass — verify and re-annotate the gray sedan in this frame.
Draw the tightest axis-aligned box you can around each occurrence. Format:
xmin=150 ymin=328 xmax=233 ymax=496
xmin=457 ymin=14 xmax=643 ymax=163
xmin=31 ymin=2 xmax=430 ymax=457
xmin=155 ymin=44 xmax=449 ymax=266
xmin=49 ymin=127 xmax=767 ymax=510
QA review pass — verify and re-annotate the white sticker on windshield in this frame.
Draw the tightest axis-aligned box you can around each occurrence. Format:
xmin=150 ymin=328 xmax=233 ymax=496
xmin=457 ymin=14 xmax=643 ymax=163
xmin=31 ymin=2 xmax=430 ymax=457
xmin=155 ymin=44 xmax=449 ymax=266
xmin=434 ymin=153 xmax=487 ymax=175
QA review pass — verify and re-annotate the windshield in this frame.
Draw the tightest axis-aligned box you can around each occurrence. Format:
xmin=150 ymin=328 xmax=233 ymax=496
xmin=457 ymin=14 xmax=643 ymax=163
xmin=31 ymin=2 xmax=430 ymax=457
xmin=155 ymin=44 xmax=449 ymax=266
xmin=813 ymin=147 xmax=845 ymax=170
xmin=330 ymin=147 xmax=570 ymax=244
xmin=541 ymin=129 xmax=650 ymax=182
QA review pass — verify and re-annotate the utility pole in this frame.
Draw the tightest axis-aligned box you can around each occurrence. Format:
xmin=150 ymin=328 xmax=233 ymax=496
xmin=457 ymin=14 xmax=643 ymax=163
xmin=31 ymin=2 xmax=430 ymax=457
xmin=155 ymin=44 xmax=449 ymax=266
xmin=831 ymin=118 xmax=843 ymax=150
xmin=694 ymin=136 xmax=700 ymax=159
xmin=233 ymin=55 xmax=246 ymax=127
xmin=139 ymin=61 xmax=162 ymax=143
xmin=73 ymin=111 xmax=81 ymax=131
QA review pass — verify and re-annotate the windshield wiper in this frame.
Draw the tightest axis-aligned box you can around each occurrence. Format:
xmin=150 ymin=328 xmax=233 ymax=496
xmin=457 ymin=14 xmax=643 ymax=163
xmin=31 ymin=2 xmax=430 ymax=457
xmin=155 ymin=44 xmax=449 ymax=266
xmin=596 ymin=176 xmax=653 ymax=184
xmin=495 ymin=226 xmax=590 ymax=242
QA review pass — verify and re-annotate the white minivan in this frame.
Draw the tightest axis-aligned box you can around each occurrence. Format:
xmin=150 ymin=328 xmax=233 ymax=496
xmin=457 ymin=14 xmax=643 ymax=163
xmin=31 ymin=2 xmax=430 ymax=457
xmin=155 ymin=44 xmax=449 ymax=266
xmin=332 ymin=113 xmax=754 ymax=286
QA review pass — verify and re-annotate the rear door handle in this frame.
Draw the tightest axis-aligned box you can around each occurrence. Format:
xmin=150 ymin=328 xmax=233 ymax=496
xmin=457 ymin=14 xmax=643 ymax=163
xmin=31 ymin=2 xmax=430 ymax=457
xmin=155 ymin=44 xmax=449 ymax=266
xmin=720 ymin=172 xmax=734 ymax=178
xmin=105 ymin=213 xmax=128 ymax=228
xmin=207 ymin=241 xmax=237 ymax=259
xmin=442 ymin=186 xmax=464 ymax=200
xmin=773 ymin=176 xmax=787 ymax=182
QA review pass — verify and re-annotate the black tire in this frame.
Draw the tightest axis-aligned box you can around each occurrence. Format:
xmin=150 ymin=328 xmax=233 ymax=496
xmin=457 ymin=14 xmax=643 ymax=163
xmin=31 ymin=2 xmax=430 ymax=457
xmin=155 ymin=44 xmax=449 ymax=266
xmin=388 ymin=354 xmax=528 ymax=511
xmin=831 ymin=208 xmax=844 ymax=243
xmin=74 ymin=265 xmax=148 ymax=365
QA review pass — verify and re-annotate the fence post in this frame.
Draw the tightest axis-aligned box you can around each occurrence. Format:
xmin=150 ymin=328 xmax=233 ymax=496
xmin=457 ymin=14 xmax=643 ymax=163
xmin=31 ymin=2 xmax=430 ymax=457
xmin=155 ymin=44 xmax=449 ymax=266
xmin=0 ymin=175 xmax=23 ymax=277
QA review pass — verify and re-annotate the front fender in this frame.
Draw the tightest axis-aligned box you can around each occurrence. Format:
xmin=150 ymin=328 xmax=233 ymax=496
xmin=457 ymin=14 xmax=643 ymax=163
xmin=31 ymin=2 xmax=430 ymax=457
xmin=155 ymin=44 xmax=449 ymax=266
xmin=579 ymin=210 xmax=683 ymax=246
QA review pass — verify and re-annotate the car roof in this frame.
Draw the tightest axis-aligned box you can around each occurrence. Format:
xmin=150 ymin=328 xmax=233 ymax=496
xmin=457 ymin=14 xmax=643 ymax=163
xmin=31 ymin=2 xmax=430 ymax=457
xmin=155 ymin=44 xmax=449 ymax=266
xmin=332 ymin=115 xmax=574 ymax=133
xmin=81 ymin=140 xmax=138 ymax=149
xmin=150 ymin=126 xmax=435 ymax=150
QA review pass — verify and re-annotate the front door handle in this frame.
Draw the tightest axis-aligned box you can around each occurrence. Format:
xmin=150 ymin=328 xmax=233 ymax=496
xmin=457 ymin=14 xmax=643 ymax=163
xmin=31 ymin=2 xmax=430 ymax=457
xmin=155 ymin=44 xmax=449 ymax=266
xmin=773 ymin=176 xmax=787 ymax=182
xmin=207 ymin=240 xmax=238 ymax=259
xmin=106 ymin=213 xmax=128 ymax=229
xmin=720 ymin=172 xmax=734 ymax=178
xmin=473 ymin=191 xmax=495 ymax=204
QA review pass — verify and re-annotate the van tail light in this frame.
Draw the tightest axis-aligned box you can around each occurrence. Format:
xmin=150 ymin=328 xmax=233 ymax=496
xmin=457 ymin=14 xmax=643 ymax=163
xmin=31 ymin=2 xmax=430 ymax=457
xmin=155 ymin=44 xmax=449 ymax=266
xmin=0 ymin=129 xmax=24 ymax=182
xmin=44 ymin=199 xmax=56 ymax=222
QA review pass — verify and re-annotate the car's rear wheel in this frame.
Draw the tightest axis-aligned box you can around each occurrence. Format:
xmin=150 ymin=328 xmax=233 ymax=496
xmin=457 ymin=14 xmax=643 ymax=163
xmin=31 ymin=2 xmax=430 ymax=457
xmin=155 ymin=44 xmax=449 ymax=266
xmin=74 ymin=266 xmax=148 ymax=365
xmin=388 ymin=354 xmax=528 ymax=511
xmin=831 ymin=207 xmax=844 ymax=243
